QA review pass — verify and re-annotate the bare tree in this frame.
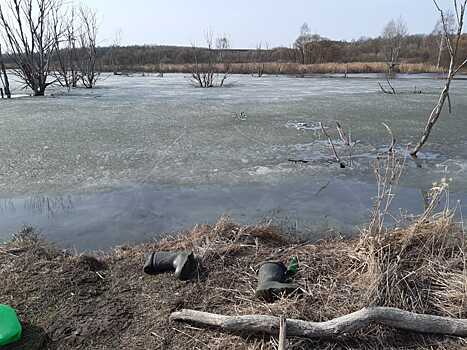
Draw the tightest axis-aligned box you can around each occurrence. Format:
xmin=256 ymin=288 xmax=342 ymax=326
xmin=0 ymin=44 xmax=11 ymax=98
xmin=411 ymin=0 xmax=467 ymax=159
xmin=294 ymin=23 xmax=313 ymax=64
xmin=381 ymin=17 xmax=408 ymax=76
xmin=215 ymin=34 xmax=230 ymax=87
xmin=154 ymin=46 xmax=164 ymax=77
xmin=77 ymin=6 xmax=99 ymax=88
xmin=109 ymin=29 xmax=122 ymax=75
xmin=0 ymin=0 xmax=64 ymax=96
xmin=433 ymin=11 xmax=456 ymax=69
xmin=52 ymin=6 xmax=79 ymax=89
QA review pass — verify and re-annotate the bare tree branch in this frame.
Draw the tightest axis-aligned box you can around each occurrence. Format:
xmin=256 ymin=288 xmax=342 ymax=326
xmin=411 ymin=0 xmax=467 ymax=158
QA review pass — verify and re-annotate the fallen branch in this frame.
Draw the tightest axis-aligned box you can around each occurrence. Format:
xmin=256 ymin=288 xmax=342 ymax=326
xmin=319 ymin=122 xmax=346 ymax=168
xmin=382 ymin=122 xmax=396 ymax=153
xmin=386 ymin=77 xmax=397 ymax=95
xmin=336 ymin=121 xmax=353 ymax=167
xmin=170 ymin=307 xmax=467 ymax=339
xmin=378 ymin=82 xmax=393 ymax=94
xmin=378 ymin=80 xmax=397 ymax=95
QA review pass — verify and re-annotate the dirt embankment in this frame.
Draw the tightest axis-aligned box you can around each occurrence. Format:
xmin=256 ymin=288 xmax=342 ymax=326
xmin=1 ymin=216 xmax=466 ymax=350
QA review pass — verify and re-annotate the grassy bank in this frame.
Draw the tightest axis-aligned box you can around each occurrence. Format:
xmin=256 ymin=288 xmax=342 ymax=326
xmin=1 ymin=210 xmax=466 ymax=349
xmin=104 ymin=62 xmax=446 ymax=75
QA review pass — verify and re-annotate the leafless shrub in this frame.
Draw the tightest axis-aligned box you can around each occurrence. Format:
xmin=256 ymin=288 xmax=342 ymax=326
xmin=366 ymin=128 xmax=406 ymax=236
xmin=191 ymin=31 xmax=230 ymax=88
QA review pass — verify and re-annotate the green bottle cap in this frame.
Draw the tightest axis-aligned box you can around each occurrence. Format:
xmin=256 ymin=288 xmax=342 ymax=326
xmin=287 ymin=256 xmax=298 ymax=275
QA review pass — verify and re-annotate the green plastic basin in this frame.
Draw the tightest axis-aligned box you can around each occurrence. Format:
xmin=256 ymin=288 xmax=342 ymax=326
xmin=0 ymin=305 xmax=22 ymax=347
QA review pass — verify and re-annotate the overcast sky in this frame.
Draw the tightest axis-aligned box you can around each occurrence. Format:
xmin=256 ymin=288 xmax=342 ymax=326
xmin=81 ymin=0 xmax=456 ymax=48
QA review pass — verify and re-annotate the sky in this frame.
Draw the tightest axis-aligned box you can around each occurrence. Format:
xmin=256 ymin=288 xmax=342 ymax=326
xmin=81 ymin=0 xmax=457 ymax=48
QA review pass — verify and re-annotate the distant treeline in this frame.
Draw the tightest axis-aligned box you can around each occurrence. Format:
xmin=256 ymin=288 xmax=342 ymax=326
xmin=3 ymin=34 xmax=466 ymax=75
xmin=91 ymin=34 xmax=467 ymax=73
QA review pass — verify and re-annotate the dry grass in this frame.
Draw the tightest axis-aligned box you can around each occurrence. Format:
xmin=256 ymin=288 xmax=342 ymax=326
xmin=102 ymin=62 xmax=445 ymax=75
xmin=1 ymin=208 xmax=467 ymax=349
xmin=356 ymin=180 xmax=467 ymax=319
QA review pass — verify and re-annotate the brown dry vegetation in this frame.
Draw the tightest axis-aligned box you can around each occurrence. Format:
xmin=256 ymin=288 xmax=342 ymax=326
xmin=1 ymin=210 xmax=467 ymax=349
xmin=103 ymin=62 xmax=446 ymax=75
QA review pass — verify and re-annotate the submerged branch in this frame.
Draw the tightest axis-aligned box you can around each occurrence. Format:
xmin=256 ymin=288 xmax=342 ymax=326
xmin=320 ymin=122 xmax=345 ymax=168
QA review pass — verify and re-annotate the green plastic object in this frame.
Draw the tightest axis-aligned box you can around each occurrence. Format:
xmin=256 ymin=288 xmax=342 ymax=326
xmin=287 ymin=256 xmax=299 ymax=275
xmin=0 ymin=305 xmax=22 ymax=347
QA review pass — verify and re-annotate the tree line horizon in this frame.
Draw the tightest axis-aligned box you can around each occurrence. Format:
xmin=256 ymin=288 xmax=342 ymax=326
xmin=0 ymin=0 xmax=466 ymax=96
xmin=2 ymin=19 xmax=466 ymax=69
xmin=94 ymin=18 xmax=467 ymax=77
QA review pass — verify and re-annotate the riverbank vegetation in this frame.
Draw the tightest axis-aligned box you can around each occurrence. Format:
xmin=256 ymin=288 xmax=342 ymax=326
xmin=98 ymin=62 xmax=445 ymax=76
xmin=1 ymin=186 xmax=465 ymax=349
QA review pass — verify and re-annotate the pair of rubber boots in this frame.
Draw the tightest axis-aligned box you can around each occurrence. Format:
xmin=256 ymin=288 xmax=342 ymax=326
xmin=143 ymin=252 xmax=298 ymax=300
xmin=255 ymin=261 xmax=299 ymax=301
xmin=143 ymin=251 xmax=197 ymax=281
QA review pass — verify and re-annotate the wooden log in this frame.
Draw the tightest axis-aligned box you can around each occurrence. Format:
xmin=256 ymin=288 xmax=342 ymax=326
xmin=170 ymin=307 xmax=467 ymax=338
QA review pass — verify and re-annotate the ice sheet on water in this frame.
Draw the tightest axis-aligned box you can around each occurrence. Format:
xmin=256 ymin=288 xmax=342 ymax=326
xmin=0 ymin=73 xmax=467 ymax=195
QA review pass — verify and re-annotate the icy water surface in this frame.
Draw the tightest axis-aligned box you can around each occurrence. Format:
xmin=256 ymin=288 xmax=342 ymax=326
xmin=1 ymin=73 xmax=466 ymax=249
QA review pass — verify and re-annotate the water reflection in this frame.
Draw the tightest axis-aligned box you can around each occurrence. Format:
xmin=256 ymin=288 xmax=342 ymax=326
xmin=0 ymin=182 xmax=465 ymax=251
xmin=24 ymin=195 xmax=74 ymax=217
xmin=0 ymin=194 xmax=75 ymax=217
xmin=0 ymin=198 xmax=15 ymax=213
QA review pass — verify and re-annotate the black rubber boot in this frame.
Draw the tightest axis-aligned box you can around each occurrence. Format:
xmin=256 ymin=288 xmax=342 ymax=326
xmin=255 ymin=262 xmax=299 ymax=301
xmin=143 ymin=251 xmax=197 ymax=280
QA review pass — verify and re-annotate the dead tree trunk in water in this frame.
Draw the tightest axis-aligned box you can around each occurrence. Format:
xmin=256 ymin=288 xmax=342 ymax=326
xmin=411 ymin=0 xmax=467 ymax=158
xmin=0 ymin=45 xmax=11 ymax=98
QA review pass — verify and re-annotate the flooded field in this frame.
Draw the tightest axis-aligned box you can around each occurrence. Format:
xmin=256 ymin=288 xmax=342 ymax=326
xmin=0 ymin=73 xmax=466 ymax=249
